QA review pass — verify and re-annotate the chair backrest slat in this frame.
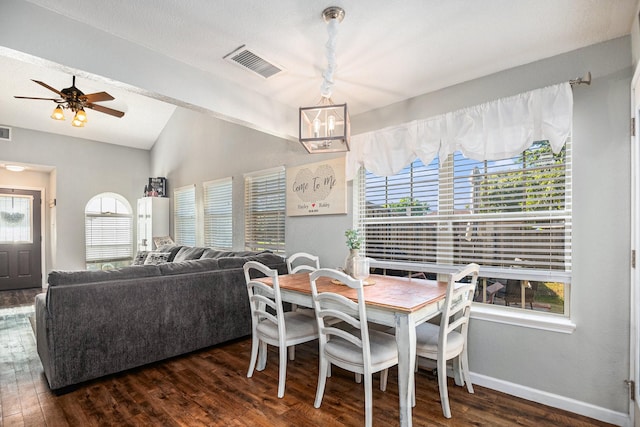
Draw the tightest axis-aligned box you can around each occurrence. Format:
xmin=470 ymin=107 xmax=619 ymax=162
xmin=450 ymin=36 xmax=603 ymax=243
xmin=287 ymin=252 xmax=321 ymax=274
xmin=439 ymin=263 xmax=480 ymax=348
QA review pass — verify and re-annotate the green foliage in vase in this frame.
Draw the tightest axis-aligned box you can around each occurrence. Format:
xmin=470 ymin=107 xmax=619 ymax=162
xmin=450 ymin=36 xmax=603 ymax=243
xmin=345 ymin=229 xmax=363 ymax=250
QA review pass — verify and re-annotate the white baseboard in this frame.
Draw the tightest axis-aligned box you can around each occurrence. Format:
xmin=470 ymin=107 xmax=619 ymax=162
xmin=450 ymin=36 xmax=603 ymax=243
xmin=471 ymin=372 xmax=630 ymax=427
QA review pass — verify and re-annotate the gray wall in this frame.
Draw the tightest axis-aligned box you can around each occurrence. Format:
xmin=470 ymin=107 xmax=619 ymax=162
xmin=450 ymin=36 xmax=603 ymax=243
xmin=150 ymin=36 xmax=632 ymax=416
xmin=1 ymin=127 xmax=150 ymax=272
xmin=150 ymin=107 xmax=353 ymax=270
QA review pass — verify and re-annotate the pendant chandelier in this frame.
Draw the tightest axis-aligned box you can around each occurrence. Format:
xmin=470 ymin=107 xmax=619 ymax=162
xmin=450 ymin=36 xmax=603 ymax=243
xmin=299 ymin=6 xmax=350 ymax=154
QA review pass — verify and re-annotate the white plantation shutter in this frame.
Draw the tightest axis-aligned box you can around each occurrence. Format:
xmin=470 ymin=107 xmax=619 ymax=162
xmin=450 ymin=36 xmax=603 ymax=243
xmin=359 ymin=139 xmax=571 ymax=279
xmin=174 ymin=185 xmax=196 ymax=246
xmin=244 ymin=167 xmax=285 ymax=254
xmin=203 ymin=177 xmax=233 ymax=250
xmin=85 ymin=194 xmax=132 ymax=263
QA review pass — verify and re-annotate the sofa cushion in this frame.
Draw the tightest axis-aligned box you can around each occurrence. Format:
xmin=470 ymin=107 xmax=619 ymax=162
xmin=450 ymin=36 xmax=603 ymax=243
xmin=174 ymin=246 xmax=206 ymax=262
xmin=234 ymin=250 xmax=270 ymax=257
xmin=158 ymin=258 xmax=221 ymax=275
xmin=217 ymin=252 xmax=284 ymax=270
xmin=48 ymin=264 xmax=162 ymax=286
xmin=217 ymin=257 xmax=246 ymax=270
xmin=200 ymin=249 xmax=236 ymax=259
xmin=248 ymin=252 xmax=287 ymax=267
xmin=144 ymin=252 xmax=172 ymax=265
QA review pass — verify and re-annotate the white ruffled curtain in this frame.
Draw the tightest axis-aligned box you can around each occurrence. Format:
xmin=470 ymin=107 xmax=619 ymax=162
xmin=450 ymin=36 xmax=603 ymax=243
xmin=346 ymin=82 xmax=573 ymax=180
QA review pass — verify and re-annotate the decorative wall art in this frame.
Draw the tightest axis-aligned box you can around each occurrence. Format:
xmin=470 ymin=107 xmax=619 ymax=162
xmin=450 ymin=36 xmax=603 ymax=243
xmin=286 ymin=157 xmax=347 ymax=216
xmin=145 ymin=177 xmax=167 ymax=197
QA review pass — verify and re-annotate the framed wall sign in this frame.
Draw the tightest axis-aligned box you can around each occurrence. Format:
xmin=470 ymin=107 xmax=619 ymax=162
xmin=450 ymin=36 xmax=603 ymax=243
xmin=147 ymin=177 xmax=167 ymax=197
xmin=286 ymin=157 xmax=347 ymax=216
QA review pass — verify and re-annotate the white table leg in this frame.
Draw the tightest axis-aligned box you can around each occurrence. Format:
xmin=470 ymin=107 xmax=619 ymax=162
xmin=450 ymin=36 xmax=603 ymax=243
xmin=396 ymin=314 xmax=415 ymax=427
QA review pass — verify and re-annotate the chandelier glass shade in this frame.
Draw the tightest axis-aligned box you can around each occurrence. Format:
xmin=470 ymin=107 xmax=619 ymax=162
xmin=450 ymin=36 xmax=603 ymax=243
xmin=299 ymin=100 xmax=349 ymax=153
xmin=72 ymin=108 xmax=88 ymax=127
xmin=52 ymin=104 xmax=88 ymax=127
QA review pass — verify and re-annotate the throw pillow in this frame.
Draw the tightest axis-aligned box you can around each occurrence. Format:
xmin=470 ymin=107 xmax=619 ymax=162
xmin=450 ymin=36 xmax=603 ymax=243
xmin=153 ymin=236 xmax=175 ymax=247
xmin=173 ymin=246 xmax=206 ymax=262
xmin=155 ymin=244 xmax=184 ymax=262
xmin=132 ymin=251 xmax=150 ymax=265
xmin=144 ymin=252 xmax=172 ymax=265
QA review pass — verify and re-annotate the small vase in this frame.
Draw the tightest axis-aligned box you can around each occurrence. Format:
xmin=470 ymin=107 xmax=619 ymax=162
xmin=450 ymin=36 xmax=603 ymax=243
xmin=344 ymin=249 xmax=359 ymax=277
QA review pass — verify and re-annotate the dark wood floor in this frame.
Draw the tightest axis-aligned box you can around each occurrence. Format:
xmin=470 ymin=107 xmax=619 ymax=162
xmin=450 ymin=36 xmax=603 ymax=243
xmin=0 ymin=288 xmax=616 ymax=427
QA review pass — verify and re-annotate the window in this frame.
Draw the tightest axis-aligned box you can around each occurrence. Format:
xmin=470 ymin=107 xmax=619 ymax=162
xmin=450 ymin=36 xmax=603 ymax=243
xmin=174 ymin=185 xmax=196 ymax=246
xmin=244 ymin=167 xmax=285 ymax=254
xmin=359 ymin=140 xmax=571 ymax=315
xmin=203 ymin=177 xmax=233 ymax=250
xmin=0 ymin=195 xmax=32 ymax=243
xmin=85 ymin=193 xmax=133 ymax=270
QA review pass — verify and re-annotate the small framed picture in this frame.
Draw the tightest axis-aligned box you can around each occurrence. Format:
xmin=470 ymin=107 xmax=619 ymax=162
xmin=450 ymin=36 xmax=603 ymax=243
xmin=148 ymin=177 xmax=167 ymax=197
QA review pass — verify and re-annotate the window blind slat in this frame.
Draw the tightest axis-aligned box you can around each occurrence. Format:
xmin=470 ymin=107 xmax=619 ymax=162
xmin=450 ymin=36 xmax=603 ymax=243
xmin=244 ymin=168 xmax=285 ymax=254
xmin=359 ymin=139 xmax=571 ymax=277
xmin=85 ymin=195 xmax=132 ymax=263
xmin=174 ymin=185 xmax=196 ymax=246
xmin=203 ymin=178 xmax=233 ymax=250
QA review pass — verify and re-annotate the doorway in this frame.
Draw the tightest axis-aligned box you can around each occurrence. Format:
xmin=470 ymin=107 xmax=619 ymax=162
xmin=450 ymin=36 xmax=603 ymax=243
xmin=631 ymin=68 xmax=640 ymax=426
xmin=0 ymin=188 xmax=42 ymax=290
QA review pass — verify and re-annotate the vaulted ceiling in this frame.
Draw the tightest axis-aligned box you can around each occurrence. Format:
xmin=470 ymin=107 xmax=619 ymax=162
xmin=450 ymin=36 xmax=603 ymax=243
xmin=0 ymin=0 xmax=636 ymax=150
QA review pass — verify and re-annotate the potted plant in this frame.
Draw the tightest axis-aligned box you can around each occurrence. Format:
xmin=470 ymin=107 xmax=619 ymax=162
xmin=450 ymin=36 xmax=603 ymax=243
xmin=344 ymin=229 xmax=363 ymax=276
xmin=345 ymin=228 xmax=363 ymax=250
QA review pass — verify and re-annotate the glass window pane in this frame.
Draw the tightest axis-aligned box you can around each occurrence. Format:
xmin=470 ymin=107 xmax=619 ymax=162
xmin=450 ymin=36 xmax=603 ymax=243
xmin=0 ymin=195 xmax=32 ymax=243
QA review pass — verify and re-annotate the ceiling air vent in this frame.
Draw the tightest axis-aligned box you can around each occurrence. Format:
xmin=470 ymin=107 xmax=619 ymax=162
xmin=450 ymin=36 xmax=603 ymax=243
xmin=0 ymin=126 xmax=11 ymax=142
xmin=223 ymin=45 xmax=285 ymax=79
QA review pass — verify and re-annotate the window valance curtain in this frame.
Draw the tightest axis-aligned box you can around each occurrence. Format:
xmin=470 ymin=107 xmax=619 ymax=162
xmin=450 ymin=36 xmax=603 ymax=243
xmin=345 ymin=82 xmax=572 ymax=180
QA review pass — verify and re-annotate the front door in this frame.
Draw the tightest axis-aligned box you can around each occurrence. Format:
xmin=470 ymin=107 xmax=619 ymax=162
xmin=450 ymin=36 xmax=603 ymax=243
xmin=0 ymin=188 xmax=42 ymax=290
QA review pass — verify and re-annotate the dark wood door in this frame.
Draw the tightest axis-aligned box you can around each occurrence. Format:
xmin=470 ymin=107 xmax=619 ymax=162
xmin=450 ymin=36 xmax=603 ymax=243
xmin=0 ymin=188 xmax=42 ymax=290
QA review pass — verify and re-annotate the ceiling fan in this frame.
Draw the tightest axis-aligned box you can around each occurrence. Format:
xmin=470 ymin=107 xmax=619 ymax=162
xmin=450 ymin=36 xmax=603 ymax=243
xmin=14 ymin=76 xmax=125 ymax=127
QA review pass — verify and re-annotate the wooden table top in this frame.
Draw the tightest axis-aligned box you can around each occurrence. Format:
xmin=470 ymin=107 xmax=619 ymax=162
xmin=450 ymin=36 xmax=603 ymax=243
xmin=258 ymin=273 xmax=448 ymax=314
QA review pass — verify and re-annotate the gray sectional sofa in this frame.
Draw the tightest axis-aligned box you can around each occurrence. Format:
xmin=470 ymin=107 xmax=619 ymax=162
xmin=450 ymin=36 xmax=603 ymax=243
xmin=35 ymin=247 xmax=286 ymax=391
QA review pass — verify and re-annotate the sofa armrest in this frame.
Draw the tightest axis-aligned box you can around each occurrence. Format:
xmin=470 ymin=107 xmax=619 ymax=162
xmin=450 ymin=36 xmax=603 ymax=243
xmin=35 ymin=292 xmax=55 ymax=388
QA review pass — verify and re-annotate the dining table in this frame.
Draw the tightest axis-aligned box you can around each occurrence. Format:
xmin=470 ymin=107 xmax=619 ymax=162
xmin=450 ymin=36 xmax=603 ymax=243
xmin=257 ymin=272 xmax=448 ymax=427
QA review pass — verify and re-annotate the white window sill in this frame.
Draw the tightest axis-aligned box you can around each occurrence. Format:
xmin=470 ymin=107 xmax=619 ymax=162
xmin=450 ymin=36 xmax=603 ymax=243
xmin=471 ymin=303 xmax=576 ymax=334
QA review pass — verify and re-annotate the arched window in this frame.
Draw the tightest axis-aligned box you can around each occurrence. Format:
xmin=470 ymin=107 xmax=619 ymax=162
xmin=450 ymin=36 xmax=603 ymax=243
xmin=85 ymin=193 xmax=133 ymax=270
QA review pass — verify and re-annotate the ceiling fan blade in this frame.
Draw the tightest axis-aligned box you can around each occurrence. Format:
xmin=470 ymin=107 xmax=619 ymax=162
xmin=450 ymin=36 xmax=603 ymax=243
xmin=86 ymin=103 xmax=125 ymax=118
xmin=32 ymin=80 xmax=64 ymax=96
xmin=83 ymin=91 xmax=115 ymax=103
xmin=14 ymin=96 xmax=62 ymax=101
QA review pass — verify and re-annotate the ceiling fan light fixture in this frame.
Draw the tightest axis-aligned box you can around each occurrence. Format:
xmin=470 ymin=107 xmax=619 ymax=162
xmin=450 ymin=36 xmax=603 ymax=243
xmin=74 ymin=108 xmax=88 ymax=123
xmin=51 ymin=105 xmax=65 ymax=121
xmin=16 ymin=76 xmax=125 ymax=128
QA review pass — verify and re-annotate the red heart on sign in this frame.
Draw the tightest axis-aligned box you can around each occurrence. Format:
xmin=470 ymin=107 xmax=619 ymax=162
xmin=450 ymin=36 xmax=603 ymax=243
xmin=312 ymin=203 xmax=316 ymax=207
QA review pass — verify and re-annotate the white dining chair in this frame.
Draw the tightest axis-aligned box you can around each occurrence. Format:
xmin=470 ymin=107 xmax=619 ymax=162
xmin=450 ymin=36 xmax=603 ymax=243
xmin=310 ymin=268 xmax=398 ymax=427
xmin=286 ymin=251 xmax=320 ymax=316
xmin=286 ymin=252 xmax=320 ymax=274
xmin=243 ymin=260 xmax=319 ymax=398
xmin=285 ymin=251 xmax=321 ymax=342
xmin=415 ymin=262 xmax=480 ymax=418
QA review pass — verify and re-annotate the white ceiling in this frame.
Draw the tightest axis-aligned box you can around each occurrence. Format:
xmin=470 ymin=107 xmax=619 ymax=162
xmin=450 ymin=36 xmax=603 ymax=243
xmin=1 ymin=0 xmax=636 ymax=150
